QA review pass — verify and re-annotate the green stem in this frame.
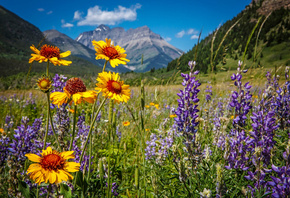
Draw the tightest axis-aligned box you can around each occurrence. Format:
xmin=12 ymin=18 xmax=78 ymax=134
xmin=87 ymin=133 xmax=93 ymax=179
xmin=47 ymin=92 xmax=61 ymax=150
xmin=43 ymin=93 xmax=50 ymax=149
xmin=107 ymin=153 xmax=111 ymax=198
xmin=36 ymin=186 xmax=39 ymax=198
xmin=69 ymin=105 xmax=77 ymax=151
xmin=87 ymin=93 xmax=99 ymax=179
xmin=46 ymin=61 xmax=50 ymax=77
xmin=102 ymin=60 xmax=108 ymax=72
xmin=74 ymin=98 xmax=107 ymax=185
xmin=46 ymin=184 xmax=51 ymax=198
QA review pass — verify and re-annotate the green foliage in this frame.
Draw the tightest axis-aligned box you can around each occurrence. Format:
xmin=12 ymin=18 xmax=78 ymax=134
xmin=167 ymin=6 xmax=290 ymax=74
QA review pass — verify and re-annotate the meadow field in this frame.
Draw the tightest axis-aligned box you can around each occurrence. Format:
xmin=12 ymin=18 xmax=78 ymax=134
xmin=1 ymin=29 xmax=290 ymax=198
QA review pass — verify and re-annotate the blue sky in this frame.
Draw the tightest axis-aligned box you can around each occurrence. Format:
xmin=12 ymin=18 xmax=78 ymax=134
xmin=1 ymin=0 xmax=251 ymax=52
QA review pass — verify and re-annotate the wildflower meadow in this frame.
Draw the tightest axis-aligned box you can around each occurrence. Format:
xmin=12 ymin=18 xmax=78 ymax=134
xmin=1 ymin=36 xmax=290 ymax=198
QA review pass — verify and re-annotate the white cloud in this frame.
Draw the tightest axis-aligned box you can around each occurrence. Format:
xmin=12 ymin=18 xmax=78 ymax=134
xmin=164 ymin=37 xmax=172 ymax=42
xmin=176 ymin=30 xmax=185 ymax=38
xmin=47 ymin=11 xmax=53 ymax=15
xmin=73 ymin=10 xmax=83 ymax=20
xmin=190 ymin=35 xmax=199 ymax=39
xmin=187 ymin=28 xmax=198 ymax=35
xmin=37 ymin=8 xmax=44 ymax=12
xmin=61 ymin=19 xmax=74 ymax=28
xmin=76 ymin=4 xmax=141 ymax=26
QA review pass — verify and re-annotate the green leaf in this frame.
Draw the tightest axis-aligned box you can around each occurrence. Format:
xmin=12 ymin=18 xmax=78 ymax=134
xmin=60 ymin=183 xmax=72 ymax=198
xmin=18 ymin=180 xmax=31 ymax=198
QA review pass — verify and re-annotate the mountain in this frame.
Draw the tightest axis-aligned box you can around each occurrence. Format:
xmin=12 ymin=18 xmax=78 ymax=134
xmin=167 ymin=0 xmax=290 ymax=74
xmin=75 ymin=25 xmax=183 ymax=72
xmin=0 ymin=5 xmax=44 ymax=76
xmin=43 ymin=29 xmax=131 ymax=73
xmin=0 ymin=5 xmax=102 ymax=78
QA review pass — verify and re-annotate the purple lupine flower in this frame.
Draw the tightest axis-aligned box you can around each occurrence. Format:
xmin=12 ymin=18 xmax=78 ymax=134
xmin=8 ymin=117 xmax=43 ymax=163
xmin=174 ymin=61 xmax=200 ymax=163
xmin=205 ymin=83 xmax=213 ymax=102
xmin=145 ymin=134 xmax=158 ymax=160
xmin=244 ymin=109 xmax=278 ymax=194
xmin=266 ymin=163 xmax=290 ymax=197
xmin=4 ymin=115 xmax=14 ymax=130
xmin=225 ymin=61 xmax=252 ymax=170
xmin=111 ymin=182 xmax=119 ymax=196
xmin=0 ymin=131 xmax=10 ymax=167
xmin=116 ymin=126 xmax=121 ymax=142
xmin=53 ymin=104 xmax=70 ymax=148
xmin=52 ymin=74 xmax=67 ymax=92
xmin=145 ymin=131 xmax=173 ymax=162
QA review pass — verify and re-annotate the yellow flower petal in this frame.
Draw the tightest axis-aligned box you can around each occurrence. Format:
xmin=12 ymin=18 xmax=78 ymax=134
xmin=25 ymin=154 xmax=41 ymax=163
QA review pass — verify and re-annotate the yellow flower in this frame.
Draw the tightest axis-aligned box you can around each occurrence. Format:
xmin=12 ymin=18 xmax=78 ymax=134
xmin=95 ymin=71 xmax=130 ymax=103
xmin=25 ymin=146 xmax=80 ymax=185
xmin=230 ymin=115 xmax=234 ymax=119
xmin=0 ymin=128 xmax=5 ymax=135
xmin=50 ymin=77 xmax=97 ymax=107
xmin=92 ymin=38 xmax=130 ymax=68
xmin=29 ymin=44 xmax=72 ymax=66
xmin=150 ymin=102 xmax=155 ymax=106
xmin=154 ymin=104 xmax=159 ymax=109
xmin=169 ymin=114 xmax=177 ymax=118
xmin=145 ymin=105 xmax=150 ymax=108
xmin=145 ymin=129 xmax=150 ymax=132
xmin=123 ymin=121 xmax=130 ymax=126
xmin=37 ymin=77 xmax=52 ymax=92
xmin=69 ymin=109 xmax=75 ymax=113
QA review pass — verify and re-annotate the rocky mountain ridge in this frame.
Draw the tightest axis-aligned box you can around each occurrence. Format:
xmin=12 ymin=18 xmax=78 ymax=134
xmin=251 ymin=0 xmax=290 ymax=15
xmin=75 ymin=25 xmax=183 ymax=72
xmin=43 ymin=29 xmax=131 ymax=73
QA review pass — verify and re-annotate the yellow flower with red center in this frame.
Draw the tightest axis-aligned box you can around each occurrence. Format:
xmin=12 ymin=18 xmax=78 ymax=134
xmin=123 ymin=121 xmax=130 ymax=126
xmin=50 ymin=77 xmax=97 ymax=107
xmin=92 ymin=38 xmax=130 ymax=68
xmin=37 ymin=77 xmax=52 ymax=92
xmin=95 ymin=71 xmax=130 ymax=103
xmin=29 ymin=44 xmax=72 ymax=66
xmin=25 ymin=146 xmax=80 ymax=184
xmin=169 ymin=114 xmax=177 ymax=118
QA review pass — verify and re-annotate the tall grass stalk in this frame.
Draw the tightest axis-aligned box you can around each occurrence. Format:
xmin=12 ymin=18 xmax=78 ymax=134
xmin=69 ymin=105 xmax=77 ymax=151
xmin=242 ymin=16 xmax=262 ymax=70
xmin=211 ymin=18 xmax=241 ymax=73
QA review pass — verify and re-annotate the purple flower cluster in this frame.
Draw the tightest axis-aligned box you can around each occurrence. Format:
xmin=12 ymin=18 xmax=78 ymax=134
xmin=145 ymin=132 xmax=173 ymax=162
xmin=111 ymin=182 xmax=119 ymax=196
xmin=53 ymin=104 xmax=70 ymax=148
xmin=174 ymin=61 xmax=200 ymax=160
xmin=225 ymin=62 xmax=253 ymax=170
xmin=267 ymin=162 xmax=290 ymax=197
xmin=0 ymin=132 xmax=10 ymax=167
xmin=244 ymin=109 xmax=278 ymax=194
xmin=8 ymin=117 xmax=43 ymax=164
xmin=205 ymin=83 xmax=213 ymax=102
xmin=52 ymin=74 xmax=67 ymax=92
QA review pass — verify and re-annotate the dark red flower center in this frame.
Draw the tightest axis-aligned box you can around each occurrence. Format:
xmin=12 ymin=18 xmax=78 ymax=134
xmin=65 ymin=78 xmax=86 ymax=95
xmin=103 ymin=47 xmax=119 ymax=59
xmin=40 ymin=45 xmax=60 ymax=59
xmin=107 ymin=80 xmax=122 ymax=94
xmin=40 ymin=153 xmax=65 ymax=171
